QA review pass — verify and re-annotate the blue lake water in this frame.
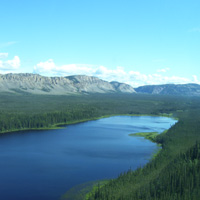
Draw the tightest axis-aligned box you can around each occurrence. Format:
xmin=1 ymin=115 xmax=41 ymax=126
xmin=0 ymin=116 xmax=177 ymax=200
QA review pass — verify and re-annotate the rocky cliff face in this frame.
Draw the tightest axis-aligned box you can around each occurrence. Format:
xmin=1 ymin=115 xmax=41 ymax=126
xmin=110 ymin=81 xmax=135 ymax=93
xmin=0 ymin=73 xmax=136 ymax=95
xmin=135 ymin=84 xmax=200 ymax=96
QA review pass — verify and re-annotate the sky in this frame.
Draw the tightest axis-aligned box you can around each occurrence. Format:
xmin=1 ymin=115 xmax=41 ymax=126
xmin=0 ymin=0 xmax=200 ymax=87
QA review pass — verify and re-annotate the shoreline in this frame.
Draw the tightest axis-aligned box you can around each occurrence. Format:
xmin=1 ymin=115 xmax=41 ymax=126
xmin=0 ymin=113 xmax=177 ymax=135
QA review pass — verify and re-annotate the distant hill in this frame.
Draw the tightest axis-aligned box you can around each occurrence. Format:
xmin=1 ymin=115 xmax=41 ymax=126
xmin=0 ymin=73 xmax=136 ymax=95
xmin=135 ymin=83 xmax=200 ymax=96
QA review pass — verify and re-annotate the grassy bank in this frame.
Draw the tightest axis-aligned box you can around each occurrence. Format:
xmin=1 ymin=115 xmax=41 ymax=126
xmin=61 ymin=180 xmax=108 ymax=200
xmin=129 ymin=132 xmax=159 ymax=143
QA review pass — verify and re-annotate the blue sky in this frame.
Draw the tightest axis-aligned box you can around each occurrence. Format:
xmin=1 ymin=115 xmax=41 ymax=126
xmin=0 ymin=0 xmax=200 ymax=87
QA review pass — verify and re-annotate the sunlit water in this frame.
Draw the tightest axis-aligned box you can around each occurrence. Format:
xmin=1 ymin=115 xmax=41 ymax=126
xmin=0 ymin=116 xmax=176 ymax=200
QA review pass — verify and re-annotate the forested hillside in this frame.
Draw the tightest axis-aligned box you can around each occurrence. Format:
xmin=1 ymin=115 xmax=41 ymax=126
xmin=0 ymin=93 xmax=189 ymax=134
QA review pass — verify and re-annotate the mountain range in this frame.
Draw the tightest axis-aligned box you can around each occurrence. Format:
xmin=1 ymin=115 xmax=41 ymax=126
xmin=0 ymin=73 xmax=200 ymax=96
xmin=0 ymin=73 xmax=135 ymax=95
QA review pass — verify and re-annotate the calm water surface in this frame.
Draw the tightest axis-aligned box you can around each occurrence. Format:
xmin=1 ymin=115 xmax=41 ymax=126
xmin=0 ymin=116 xmax=177 ymax=200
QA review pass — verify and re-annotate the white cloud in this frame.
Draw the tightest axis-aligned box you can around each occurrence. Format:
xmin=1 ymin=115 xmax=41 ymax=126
xmin=157 ymin=68 xmax=170 ymax=73
xmin=0 ymin=54 xmax=20 ymax=72
xmin=33 ymin=59 xmax=199 ymax=87
xmin=192 ymin=75 xmax=200 ymax=84
xmin=34 ymin=59 xmax=96 ymax=76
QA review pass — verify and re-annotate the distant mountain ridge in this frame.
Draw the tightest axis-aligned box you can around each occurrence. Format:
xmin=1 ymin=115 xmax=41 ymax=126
xmin=135 ymin=83 xmax=200 ymax=96
xmin=0 ymin=73 xmax=136 ymax=95
xmin=0 ymin=73 xmax=200 ymax=96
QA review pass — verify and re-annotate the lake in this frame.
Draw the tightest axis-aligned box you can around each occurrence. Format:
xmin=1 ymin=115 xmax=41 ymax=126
xmin=0 ymin=116 xmax=177 ymax=200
